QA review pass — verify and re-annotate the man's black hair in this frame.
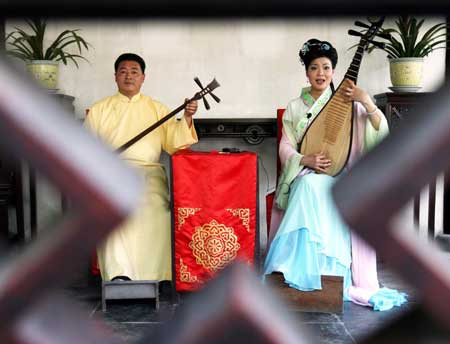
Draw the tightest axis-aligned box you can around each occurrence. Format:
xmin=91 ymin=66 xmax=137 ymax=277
xmin=114 ymin=53 xmax=146 ymax=73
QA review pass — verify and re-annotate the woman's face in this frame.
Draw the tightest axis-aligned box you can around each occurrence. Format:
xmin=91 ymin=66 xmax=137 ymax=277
xmin=306 ymin=57 xmax=334 ymax=94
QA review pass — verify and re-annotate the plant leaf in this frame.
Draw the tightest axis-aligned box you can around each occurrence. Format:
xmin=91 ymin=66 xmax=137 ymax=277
xmin=5 ymin=18 xmax=90 ymax=68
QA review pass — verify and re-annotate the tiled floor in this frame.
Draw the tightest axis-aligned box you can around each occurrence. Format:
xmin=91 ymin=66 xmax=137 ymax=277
xmin=64 ymin=265 xmax=417 ymax=343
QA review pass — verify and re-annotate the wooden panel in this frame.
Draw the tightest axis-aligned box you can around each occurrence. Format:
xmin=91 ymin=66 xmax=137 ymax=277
xmin=374 ymin=92 xmax=433 ymax=130
xmin=375 ymin=92 xmax=439 ymax=238
xmin=266 ymin=272 xmax=343 ymax=313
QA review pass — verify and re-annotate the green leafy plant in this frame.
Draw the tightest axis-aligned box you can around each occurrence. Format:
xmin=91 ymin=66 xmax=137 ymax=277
xmin=5 ymin=18 xmax=91 ymax=67
xmin=353 ymin=16 xmax=450 ymax=58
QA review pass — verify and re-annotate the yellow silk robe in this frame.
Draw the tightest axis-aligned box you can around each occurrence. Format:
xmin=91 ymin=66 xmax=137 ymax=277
xmin=85 ymin=92 xmax=198 ymax=281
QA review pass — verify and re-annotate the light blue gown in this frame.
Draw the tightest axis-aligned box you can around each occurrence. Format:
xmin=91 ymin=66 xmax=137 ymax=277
xmin=264 ymin=173 xmax=353 ymax=299
xmin=263 ymin=172 xmax=408 ymax=310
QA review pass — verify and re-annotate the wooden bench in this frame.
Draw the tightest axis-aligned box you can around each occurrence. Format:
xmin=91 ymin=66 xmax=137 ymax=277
xmin=265 ymin=273 xmax=343 ymax=313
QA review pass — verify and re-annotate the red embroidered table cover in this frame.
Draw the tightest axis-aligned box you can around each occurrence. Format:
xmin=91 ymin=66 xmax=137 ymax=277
xmin=171 ymin=150 xmax=258 ymax=292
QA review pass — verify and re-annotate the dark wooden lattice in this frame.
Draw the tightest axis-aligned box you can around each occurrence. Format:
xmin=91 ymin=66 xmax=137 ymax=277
xmin=1 ymin=2 xmax=450 ymax=342
xmin=0 ymin=57 xmax=142 ymax=342
xmin=334 ymin=84 xmax=450 ymax=335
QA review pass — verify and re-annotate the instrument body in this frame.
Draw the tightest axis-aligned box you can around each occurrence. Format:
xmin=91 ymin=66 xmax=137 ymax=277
xmin=300 ymin=78 xmax=354 ymax=176
xmin=299 ymin=18 xmax=385 ymax=176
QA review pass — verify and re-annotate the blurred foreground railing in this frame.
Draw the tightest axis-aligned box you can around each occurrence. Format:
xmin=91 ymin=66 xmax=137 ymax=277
xmin=0 ymin=1 xmax=450 ymax=342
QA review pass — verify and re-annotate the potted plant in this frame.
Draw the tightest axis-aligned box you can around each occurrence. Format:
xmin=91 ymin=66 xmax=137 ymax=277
xmin=357 ymin=16 xmax=450 ymax=91
xmin=5 ymin=18 xmax=91 ymax=90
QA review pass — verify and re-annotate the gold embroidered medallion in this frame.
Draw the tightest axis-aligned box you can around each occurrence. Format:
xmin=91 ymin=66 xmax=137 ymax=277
xmin=189 ymin=219 xmax=240 ymax=271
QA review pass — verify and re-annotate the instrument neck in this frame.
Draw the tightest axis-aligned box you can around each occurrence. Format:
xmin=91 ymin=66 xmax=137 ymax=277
xmin=344 ymin=40 xmax=367 ymax=84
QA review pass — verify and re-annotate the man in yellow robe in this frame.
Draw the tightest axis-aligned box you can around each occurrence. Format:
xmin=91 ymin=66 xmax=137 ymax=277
xmin=85 ymin=53 xmax=198 ymax=281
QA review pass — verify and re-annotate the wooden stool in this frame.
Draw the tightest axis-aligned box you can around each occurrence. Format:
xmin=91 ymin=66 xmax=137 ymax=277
xmin=102 ymin=280 xmax=160 ymax=312
xmin=266 ymin=273 xmax=343 ymax=313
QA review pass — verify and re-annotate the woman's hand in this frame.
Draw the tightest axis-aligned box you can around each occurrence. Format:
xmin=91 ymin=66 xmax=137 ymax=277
xmin=301 ymin=153 xmax=331 ymax=173
xmin=342 ymin=80 xmax=372 ymax=105
xmin=342 ymin=79 xmax=381 ymax=130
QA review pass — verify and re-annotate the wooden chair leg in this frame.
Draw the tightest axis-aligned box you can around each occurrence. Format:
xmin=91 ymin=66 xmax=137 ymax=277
xmin=0 ymin=205 xmax=9 ymax=242
xmin=29 ymin=168 xmax=37 ymax=239
xmin=13 ymin=168 xmax=25 ymax=243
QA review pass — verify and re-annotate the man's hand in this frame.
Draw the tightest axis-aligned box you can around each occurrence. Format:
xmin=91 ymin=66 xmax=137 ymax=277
xmin=183 ymin=99 xmax=198 ymax=128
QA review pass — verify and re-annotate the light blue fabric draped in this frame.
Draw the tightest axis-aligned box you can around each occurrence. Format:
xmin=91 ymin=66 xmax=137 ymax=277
xmin=369 ymin=288 xmax=408 ymax=311
xmin=264 ymin=172 xmax=408 ymax=310
xmin=265 ymin=173 xmax=352 ymax=297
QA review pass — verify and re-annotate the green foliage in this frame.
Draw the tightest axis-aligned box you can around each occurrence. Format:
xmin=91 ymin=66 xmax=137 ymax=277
xmin=357 ymin=16 xmax=450 ymax=58
xmin=5 ymin=18 xmax=91 ymax=67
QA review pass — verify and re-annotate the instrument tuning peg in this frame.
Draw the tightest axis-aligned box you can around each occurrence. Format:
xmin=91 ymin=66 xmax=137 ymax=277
xmin=376 ymin=32 xmax=392 ymax=40
xmin=205 ymin=78 xmax=220 ymax=103
xmin=354 ymin=20 xmax=370 ymax=29
xmin=194 ymin=77 xmax=220 ymax=108
xmin=369 ymin=40 xmax=386 ymax=49
xmin=203 ymin=97 xmax=211 ymax=110
xmin=194 ymin=76 xmax=204 ymax=89
xmin=193 ymin=77 xmax=209 ymax=109
xmin=209 ymin=92 xmax=221 ymax=104
xmin=348 ymin=29 xmax=363 ymax=37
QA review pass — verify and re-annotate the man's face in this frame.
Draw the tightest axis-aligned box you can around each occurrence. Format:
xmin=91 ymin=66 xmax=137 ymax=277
xmin=115 ymin=60 xmax=145 ymax=98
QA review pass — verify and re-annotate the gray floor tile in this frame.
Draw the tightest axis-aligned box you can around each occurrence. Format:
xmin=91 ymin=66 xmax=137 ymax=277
xmin=108 ymin=322 xmax=163 ymax=343
xmin=340 ymin=301 xmax=412 ymax=341
xmin=98 ymin=300 xmax=175 ymax=323
xmin=62 ymin=264 xmax=415 ymax=343
xmin=292 ymin=311 xmax=341 ymax=324
xmin=304 ymin=322 xmax=355 ymax=344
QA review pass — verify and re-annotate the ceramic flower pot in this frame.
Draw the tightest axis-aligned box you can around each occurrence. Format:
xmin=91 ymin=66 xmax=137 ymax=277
xmin=26 ymin=60 xmax=59 ymax=90
xmin=389 ymin=57 xmax=424 ymax=88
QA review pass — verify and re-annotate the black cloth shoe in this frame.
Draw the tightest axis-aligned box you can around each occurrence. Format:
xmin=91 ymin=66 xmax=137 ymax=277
xmin=111 ymin=275 xmax=131 ymax=281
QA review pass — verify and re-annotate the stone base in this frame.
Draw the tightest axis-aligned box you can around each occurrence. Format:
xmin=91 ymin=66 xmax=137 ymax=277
xmin=266 ymin=273 xmax=343 ymax=313
xmin=102 ymin=280 xmax=159 ymax=312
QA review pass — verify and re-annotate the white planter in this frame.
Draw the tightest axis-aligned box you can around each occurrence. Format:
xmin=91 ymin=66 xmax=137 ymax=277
xmin=389 ymin=57 xmax=424 ymax=88
xmin=26 ymin=60 xmax=59 ymax=90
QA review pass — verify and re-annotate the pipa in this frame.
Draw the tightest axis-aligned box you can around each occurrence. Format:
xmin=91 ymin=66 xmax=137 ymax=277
xmin=299 ymin=17 xmax=385 ymax=176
